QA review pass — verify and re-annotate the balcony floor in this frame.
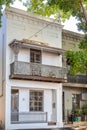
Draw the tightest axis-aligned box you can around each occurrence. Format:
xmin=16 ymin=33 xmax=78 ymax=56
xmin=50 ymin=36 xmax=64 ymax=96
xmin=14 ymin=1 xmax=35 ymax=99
xmin=10 ymin=74 xmax=67 ymax=83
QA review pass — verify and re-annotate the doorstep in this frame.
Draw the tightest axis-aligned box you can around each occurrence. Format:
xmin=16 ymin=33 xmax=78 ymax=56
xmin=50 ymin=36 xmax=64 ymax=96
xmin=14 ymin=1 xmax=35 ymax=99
xmin=48 ymin=122 xmax=56 ymax=125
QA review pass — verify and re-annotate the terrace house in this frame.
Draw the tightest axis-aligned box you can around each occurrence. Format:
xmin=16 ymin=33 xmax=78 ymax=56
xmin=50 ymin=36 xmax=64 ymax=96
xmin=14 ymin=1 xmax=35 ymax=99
xmin=0 ymin=7 xmax=67 ymax=130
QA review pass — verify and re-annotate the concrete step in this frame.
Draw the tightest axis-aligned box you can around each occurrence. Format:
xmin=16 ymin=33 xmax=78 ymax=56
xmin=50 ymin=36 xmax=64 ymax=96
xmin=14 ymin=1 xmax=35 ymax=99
xmin=19 ymin=128 xmax=74 ymax=130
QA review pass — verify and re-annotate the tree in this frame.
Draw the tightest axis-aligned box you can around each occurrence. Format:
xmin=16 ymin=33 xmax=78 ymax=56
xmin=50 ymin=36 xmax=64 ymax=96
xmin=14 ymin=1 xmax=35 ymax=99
xmin=1 ymin=0 xmax=87 ymax=74
xmin=1 ymin=0 xmax=87 ymax=30
xmin=0 ymin=0 xmax=15 ymax=26
xmin=24 ymin=0 xmax=87 ymax=74
xmin=25 ymin=0 xmax=87 ymax=31
xmin=66 ymin=49 xmax=87 ymax=74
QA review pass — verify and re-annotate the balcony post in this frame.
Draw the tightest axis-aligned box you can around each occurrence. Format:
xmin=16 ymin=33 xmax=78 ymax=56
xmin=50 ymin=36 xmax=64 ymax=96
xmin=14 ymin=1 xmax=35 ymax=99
xmin=56 ymin=86 xmax=63 ymax=127
xmin=10 ymin=42 xmax=21 ymax=61
xmin=62 ymin=52 xmax=67 ymax=67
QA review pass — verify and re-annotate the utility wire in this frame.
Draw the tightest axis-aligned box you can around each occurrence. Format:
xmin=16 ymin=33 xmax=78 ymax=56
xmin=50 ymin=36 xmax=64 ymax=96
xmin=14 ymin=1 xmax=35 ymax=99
xmin=28 ymin=22 xmax=52 ymax=39
xmin=28 ymin=16 xmax=61 ymax=39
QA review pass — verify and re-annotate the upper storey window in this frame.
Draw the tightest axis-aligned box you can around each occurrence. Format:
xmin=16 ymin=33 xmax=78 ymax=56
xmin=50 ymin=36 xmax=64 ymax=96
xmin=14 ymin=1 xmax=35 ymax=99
xmin=30 ymin=49 xmax=41 ymax=63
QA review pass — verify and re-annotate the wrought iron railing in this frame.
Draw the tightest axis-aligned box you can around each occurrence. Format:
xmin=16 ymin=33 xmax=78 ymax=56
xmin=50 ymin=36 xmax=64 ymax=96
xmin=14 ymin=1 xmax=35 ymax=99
xmin=11 ymin=112 xmax=47 ymax=123
xmin=10 ymin=61 xmax=67 ymax=80
xmin=67 ymin=74 xmax=87 ymax=84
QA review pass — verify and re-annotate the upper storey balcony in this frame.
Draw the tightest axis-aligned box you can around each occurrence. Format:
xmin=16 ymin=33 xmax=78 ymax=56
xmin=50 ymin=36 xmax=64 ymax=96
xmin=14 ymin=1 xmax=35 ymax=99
xmin=9 ymin=39 xmax=67 ymax=83
xmin=10 ymin=61 xmax=67 ymax=83
xmin=67 ymin=74 xmax=87 ymax=84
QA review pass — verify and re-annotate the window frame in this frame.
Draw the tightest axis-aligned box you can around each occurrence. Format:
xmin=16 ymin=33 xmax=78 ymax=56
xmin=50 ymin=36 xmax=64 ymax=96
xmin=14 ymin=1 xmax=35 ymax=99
xmin=72 ymin=94 xmax=80 ymax=110
xmin=30 ymin=49 xmax=42 ymax=63
xmin=29 ymin=90 xmax=44 ymax=112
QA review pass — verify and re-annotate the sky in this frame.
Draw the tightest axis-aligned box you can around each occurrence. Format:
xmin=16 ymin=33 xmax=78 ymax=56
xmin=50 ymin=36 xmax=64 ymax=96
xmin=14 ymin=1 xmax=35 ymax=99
xmin=11 ymin=0 xmax=83 ymax=34
xmin=63 ymin=17 xmax=79 ymax=32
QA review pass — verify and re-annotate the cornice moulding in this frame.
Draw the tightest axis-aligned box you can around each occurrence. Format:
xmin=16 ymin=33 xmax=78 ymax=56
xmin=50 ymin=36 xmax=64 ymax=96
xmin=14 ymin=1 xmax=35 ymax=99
xmin=62 ymin=29 xmax=84 ymax=42
xmin=9 ymin=39 xmax=64 ymax=55
xmin=5 ymin=7 xmax=63 ymax=28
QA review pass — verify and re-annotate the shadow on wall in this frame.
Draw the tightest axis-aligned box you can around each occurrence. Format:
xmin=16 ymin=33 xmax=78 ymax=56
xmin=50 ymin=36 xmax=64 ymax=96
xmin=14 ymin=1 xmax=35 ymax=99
xmin=0 ymin=120 xmax=3 ymax=130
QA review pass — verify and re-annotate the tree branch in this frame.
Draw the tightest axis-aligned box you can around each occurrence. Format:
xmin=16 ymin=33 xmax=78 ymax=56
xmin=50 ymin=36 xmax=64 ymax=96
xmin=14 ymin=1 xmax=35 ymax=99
xmin=79 ymin=0 xmax=87 ymax=25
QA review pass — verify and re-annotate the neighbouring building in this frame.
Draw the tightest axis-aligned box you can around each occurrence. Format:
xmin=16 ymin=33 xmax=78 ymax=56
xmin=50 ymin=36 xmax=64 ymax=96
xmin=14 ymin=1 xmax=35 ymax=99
xmin=0 ymin=7 xmax=67 ymax=130
xmin=62 ymin=30 xmax=87 ymax=122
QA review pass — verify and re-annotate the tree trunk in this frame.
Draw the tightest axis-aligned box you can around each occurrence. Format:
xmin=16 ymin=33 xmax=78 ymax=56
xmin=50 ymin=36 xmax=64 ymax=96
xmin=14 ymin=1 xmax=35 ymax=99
xmin=79 ymin=0 xmax=87 ymax=25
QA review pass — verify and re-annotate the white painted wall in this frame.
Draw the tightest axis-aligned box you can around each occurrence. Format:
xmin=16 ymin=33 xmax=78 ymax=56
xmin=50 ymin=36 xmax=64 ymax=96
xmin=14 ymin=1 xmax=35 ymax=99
xmin=9 ymin=80 xmax=61 ymax=91
xmin=64 ymin=91 xmax=72 ymax=111
xmin=17 ymin=49 xmax=62 ymax=67
xmin=16 ymin=88 xmax=53 ymax=122
xmin=44 ymin=89 xmax=52 ymax=121
xmin=6 ymin=7 xmax=62 ymax=49
xmin=56 ymin=84 xmax=63 ymax=127
xmin=64 ymin=91 xmax=72 ymax=121
xmin=52 ymin=90 xmax=57 ymax=121
xmin=5 ymin=7 xmax=63 ymax=81
xmin=9 ymin=49 xmax=14 ymax=63
xmin=42 ymin=52 xmax=62 ymax=67
xmin=5 ymin=80 xmax=63 ymax=129
xmin=4 ymin=7 xmax=63 ymax=130
xmin=18 ymin=48 xmax=30 ymax=62
xmin=19 ymin=89 xmax=29 ymax=112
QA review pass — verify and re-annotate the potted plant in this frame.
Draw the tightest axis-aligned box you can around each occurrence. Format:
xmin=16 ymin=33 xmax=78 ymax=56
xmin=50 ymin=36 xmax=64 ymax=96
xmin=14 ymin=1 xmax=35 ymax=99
xmin=74 ymin=109 xmax=82 ymax=122
xmin=82 ymin=104 xmax=87 ymax=121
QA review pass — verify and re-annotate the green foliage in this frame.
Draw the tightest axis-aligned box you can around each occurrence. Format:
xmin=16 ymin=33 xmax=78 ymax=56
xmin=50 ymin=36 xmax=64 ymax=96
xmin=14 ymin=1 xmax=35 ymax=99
xmin=66 ymin=50 xmax=87 ymax=75
xmin=0 ymin=0 xmax=87 ymax=30
xmin=74 ymin=109 xmax=82 ymax=116
xmin=82 ymin=104 xmax=87 ymax=115
xmin=25 ymin=0 xmax=87 ymax=24
xmin=0 ymin=0 xmax=15 ymax=27
xmin=25 ymin=0 xmax=77 ymax=21
xmin=79 ymin=34 xmax=87 ymax=50
xmin=25 ymin=0 xmax=87 ymax=40
xmin=72 ymin=104 xmax=87 ymax=117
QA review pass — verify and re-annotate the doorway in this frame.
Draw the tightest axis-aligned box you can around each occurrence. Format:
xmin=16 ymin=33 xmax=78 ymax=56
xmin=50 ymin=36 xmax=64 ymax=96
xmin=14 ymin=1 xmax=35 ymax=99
xmin=11 ymin=89 xmax=19 ymax=122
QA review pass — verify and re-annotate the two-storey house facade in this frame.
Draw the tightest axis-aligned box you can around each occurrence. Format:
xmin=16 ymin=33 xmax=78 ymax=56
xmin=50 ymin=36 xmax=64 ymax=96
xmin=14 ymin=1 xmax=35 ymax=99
xmin=62 ymin=30 xmax=87 ymax=122
xmin=0 ymin=7 xmax=67 ymax=130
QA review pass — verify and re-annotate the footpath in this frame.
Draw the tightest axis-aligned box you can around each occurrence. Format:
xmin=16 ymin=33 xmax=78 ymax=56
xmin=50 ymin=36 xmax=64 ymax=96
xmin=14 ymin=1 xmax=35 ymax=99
xmin=63 ymin=122 xmax=87 ymax=130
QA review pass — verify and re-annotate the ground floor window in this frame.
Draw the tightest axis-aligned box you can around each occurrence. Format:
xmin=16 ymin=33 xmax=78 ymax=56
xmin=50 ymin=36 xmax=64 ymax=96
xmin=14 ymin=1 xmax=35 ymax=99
xmin=11 ymin=89 xmax=19 ymax=122
xmin=30 ymin=90 xmax=43 ymax=111
xmin=11 ymin=89 xmax=19 ymax=112
xmin=72 ymin=94 xmax=80 ymax=110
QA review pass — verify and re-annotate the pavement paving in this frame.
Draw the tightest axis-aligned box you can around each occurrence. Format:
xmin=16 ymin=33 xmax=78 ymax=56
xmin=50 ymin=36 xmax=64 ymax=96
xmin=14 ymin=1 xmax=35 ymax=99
xmin=17 ymin=127 xmax=87 ymax=130
xmin=15 ymin=125 xmax=87 ymax=130
xmin=21 ymin=128 xmax=75 ymax=130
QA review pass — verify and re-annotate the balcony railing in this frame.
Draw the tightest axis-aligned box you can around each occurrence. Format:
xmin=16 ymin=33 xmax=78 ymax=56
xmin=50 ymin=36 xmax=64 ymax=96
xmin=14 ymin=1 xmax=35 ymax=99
xmin=11 ymin=112 xmax=47 ymax=123
xmin=10 ymin=61 xmax=67 ymax=83
xmin=67 ymin=74 xmax=87 ymax=84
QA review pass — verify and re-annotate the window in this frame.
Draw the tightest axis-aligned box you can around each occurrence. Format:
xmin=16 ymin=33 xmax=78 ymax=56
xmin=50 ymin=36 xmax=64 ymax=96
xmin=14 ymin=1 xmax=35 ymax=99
xmin=72 ymin=94 xmax=80 ymax=110
xmin=11 ymin=89 xmax=19 ymax=112
xmin=30 ymin=91 xmax=43 ymax=111
xmin=11 ymin=89 xmax=19 ymax=122
xmin=30 ymin=49 xmax=41 ymax=63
